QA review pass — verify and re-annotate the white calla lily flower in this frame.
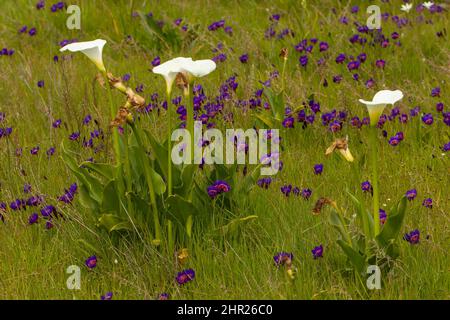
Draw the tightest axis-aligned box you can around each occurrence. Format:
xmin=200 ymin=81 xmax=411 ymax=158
xmin=60 ymin=39 xmax=107 ymax=72
xmin=152 ymin=57 xmax=193 ymax=94
xmin=422 ymin=2 xmax=434 ymax=9
xmin=152 ymin=57 xmax=216 ymax=94
xmin=181 ymin=59 xmax=216 ymax=78
xmin=359 ymin=90 xmax=403 ymax=126
xmin=400 ymin=3 xmax=413 ymax=12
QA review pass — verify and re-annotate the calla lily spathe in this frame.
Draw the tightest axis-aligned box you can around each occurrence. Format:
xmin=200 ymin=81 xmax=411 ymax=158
xmin=359 ymin=90 xmax=403 ymax=126
xmin=400 ymin=3 xmax=413 ymax=12
xmin=60 ymin=39 xmax=107 ymax=72
xmin=422 ymin=2 xmax=434 ymax=9
xmin=152 ymin=57 xmax=216 ymax=94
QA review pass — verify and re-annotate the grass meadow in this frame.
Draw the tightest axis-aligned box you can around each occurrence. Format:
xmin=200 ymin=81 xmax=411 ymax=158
xmin=0 ymin=0 xmax=449 ymax=300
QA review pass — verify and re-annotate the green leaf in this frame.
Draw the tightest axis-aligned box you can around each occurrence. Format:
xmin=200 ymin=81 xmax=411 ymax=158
xmin=149 ymin=166 xmax=166 ymax=195
xmin=263 ymin=88 xmax=284 ymax=121
xmin=101 ymin=180 xmax=120 ymax=214
xmin=186 ymin=215 xmax=193 ymax=238
xmin=144 ymin=129 xmax=168 ymax=178
xmin=255 ymin=113 xmax=275 ymax=128
xmin=329 ymin=210 xmax=351 ymax=245
xmin=347 ymin=190 xmax=373 ymax=239
xmin=376 ymin=196 xmax=408 ymax=248
xmin=336 ymin=239 xmax=366 ymax=273
xmin=176 ymin=164 xmax=197 ymax=197
xmin=166 ymin=195 xmax=199 ymax=224
xmin=77 ymin=184 xmax=99 ymax=210
xmin=97 ymin=214 xmax=132 ymax=233
xmin=60 ymin=142 xmax=103 ymax=203
xmin=80 ymin=162 xmax=120 ymax=181
xmin=219 ymin=215 xmax=258 ymax=237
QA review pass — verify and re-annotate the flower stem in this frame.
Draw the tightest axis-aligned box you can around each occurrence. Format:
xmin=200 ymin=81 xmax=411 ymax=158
xmin=281 ymin=57 xmax=287 ymax=93
xmin=369 ymin=126 xmax=380 ymax=236
xmin=166 ymin=90 xmax=173 ymax=195
xmin=185 ymin=84 xmax=194 ymax=162
xmin=103 ymin=71 xmax=121 ymax=164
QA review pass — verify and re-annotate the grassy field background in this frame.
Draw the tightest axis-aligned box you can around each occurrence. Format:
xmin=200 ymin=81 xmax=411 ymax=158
xmin=0 ymin=0 xmax=449 ymax=299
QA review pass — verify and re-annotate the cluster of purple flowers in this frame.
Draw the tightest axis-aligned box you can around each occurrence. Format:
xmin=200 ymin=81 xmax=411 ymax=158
xmin=50 ymin=1 xmax=65 ymax=12
xmin=58 ymin=183 xmax=78 ymax=204
xmin=0 ymin=47 xmax=14 ymax=56
xmin=256 ymin=177 xmax=272 ymax=189
xmin=0 ymin=127 xmax=13 ymax=139
xmin=264 ymin=13 xmax=293 ymax=40
xmin=388 ymin=131 xmax=404 ymax=146
xmin=207 ymin=180 xmax=231 ymax=199
xmin=18 ymin=26 xmax=37 ymax=36
xmin=208 ymin=19 xmax=225 ymax=31
xmin=280 ymin=185 xmax=312 ymax=199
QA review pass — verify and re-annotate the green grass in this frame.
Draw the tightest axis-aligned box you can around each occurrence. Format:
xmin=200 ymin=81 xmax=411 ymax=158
xmin=0 ymin=0 xmax=449 ymax=299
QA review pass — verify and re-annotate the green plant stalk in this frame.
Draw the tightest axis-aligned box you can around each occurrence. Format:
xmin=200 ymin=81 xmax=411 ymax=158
xmin=369 ymin=126 xmax=380 ymax=236
xmin=103 ymin=71 xmax=121 ymax=165
xmin=166 ymin=90 xmax=173 ymax=195
xmin=184 ymin=84 xmax=194 ymax=162
xmin=130 ymin=122 xmax=161 ymax=244
xmin=281 ymin=57 xmax=287 ymax=93
xmin=166 ymin=89 xmax=174 ymax=253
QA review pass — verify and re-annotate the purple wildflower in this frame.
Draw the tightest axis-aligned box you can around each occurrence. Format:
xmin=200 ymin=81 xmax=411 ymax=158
xmin=422 ymin=198 xmax=432 ymax=209
xmin=404 ymin=229 xmax=420 ymax=244
xmin=101 ymin=292 xmax=113 ymax=300
xmin=421 ymin=113 xmax=433 ymax=125
xmin=273 ymin=252 xmax=293 ymax=266
xmin=314 ymin=164 xmax=323 ymax=175
xmin=28 ymin=213 xmax=39 ymax=225
xmin=176 ymin=269 xmax=195 ymax=285
xmin=311 ymin=245 xmax=323 ymax=259
xmin=361 ymin=181 xmax=372 ymax=193
xmin=85 ymin=255 xmax=97 ymax=269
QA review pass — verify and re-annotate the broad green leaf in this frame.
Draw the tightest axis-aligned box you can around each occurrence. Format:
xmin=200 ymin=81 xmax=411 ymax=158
xmin=77 ymin=184 xmax=99 ymax=211
xmin=336 ymin=239 xmax=366 ymax=273
xmin=186 ymin=215 xmax=193 ymax=238
xmin=144 ymin=129 xmax=168 ymax=178
xmin=166 ymin=195 xmax=199 ymax=224
xmin=347 ymin=190 xmax=373 ymax=239
xmin=376 ymin=196 xmax=407 ymax=248
xmin=148 ymin=166 xmax=166 ymax=195
xmin=80 ymin=162 xmax=119 ymax=181
xmin=329 ymin=210 xmax=352 ymax=246
xmin=60 ymin=142 xmax=103 ymax=203
xmin=97 ymin=214 xmax=132 ymax=233
xmin=255 ymin=113 xmax=275 ymax=128
xmin=101 ymin=180 xmax=120 ymax=214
